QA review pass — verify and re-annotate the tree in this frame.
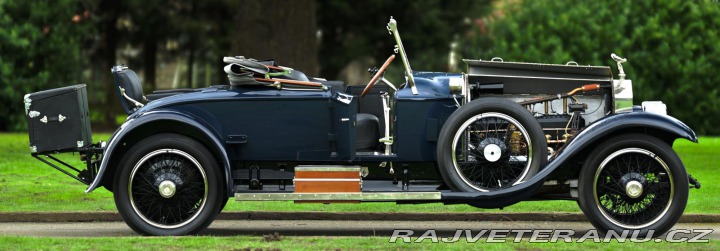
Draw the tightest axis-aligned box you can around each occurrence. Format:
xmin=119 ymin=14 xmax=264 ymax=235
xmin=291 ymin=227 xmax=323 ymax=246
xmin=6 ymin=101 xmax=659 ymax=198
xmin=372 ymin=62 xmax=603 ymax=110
xmin=230 ymin=0 xmax=318 ymax=76
xmin=317 ymin=0 xmax=492 ymax=82
xmin=466 ymin=0 xmax=720 ymax=135
xmin=0 ymin=0 xmax=94 ymax=131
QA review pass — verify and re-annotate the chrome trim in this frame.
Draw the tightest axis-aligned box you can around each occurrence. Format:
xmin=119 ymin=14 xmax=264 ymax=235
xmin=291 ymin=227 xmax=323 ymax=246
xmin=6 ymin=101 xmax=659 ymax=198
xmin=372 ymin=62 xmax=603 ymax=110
xmin=613 ymin=79 xmax=633 ymax=112
xmin=24 ymin=94 xmax=32 ymax=115
xmin=593 ymin=148 xmax=674 ymax=229
xmin=295 ymin=166 xmax=361 ymax=172
xmin=129 ymin=149 xmax=208 ymax=229
xmin=625 ymin=180 xmax=643 ymax=199
xmin=448 ymin=77 xmax=464 ymax=95
xmin=235 ymin=192 xmax=441 ymax=201
xmin=611 ymin=53 xmax=627 ymax=81
xmin=470 ymin=74 xmax=606 ymax=82
xmin=158 ymin=180 xmax=177 ymax=198
xmin=119 ymin=87 xmax=144 ymax=108
xmin=294 ymin=178 xmax=360 ymax=182
xmin=112 ymin=65 xmax=129 ymax=73
xmin=356 ymin=151 xmax=383 ymax=156
xmin=462 ymin=73 xmax=470 ymax=105
xmin=642 ymin=101 xmax=667 ymax=116
xmin=379 ymin=78 xmax=398 ymax=91
xmin=483 ymin=144 xmax=502 ymax=162
xmin=451 ymin=112 xmax=533 ymax=192
xmin=335 ymin=92 xmax=353 ymax=105
xmin=387 ymin=17 xmax=417 ymax=95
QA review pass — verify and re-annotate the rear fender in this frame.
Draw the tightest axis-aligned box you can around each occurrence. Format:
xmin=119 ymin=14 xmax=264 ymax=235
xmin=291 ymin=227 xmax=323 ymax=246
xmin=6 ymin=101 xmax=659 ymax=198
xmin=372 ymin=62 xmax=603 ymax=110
xmin=85 ymin=110 xmax=233 ymax=196
xmin=442 ymin=111 xmax=697 ymax=207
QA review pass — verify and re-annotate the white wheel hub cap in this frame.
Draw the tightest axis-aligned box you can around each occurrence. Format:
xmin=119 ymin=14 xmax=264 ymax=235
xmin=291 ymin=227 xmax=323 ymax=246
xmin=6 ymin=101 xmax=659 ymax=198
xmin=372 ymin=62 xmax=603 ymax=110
xmin=625 ymin=180 xmax=643 ymax=199
xmin=483 ymin=144 xmax=502 ymax=162
xmin=158 ymin=180 xmax=177 ymax=198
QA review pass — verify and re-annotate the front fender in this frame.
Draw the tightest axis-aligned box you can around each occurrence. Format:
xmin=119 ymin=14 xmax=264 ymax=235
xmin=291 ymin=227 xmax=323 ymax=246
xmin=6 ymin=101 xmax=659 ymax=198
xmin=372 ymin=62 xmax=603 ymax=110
xmin=85 ymin=110 xmax=232 ymax=195
xmin=442 ymin=111 xmax=697 ymax=207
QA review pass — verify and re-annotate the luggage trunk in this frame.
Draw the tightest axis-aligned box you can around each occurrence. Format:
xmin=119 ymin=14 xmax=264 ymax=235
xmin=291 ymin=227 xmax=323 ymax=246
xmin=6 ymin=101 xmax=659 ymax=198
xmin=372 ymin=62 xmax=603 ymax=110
xmin=25 ymin=84 xmax=92 ymax=154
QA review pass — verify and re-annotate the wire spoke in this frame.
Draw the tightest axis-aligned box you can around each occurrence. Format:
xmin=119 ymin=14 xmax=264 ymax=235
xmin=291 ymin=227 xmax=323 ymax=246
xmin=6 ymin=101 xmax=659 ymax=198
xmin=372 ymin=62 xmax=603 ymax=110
xmin=453 ymin=114 xmax=532 ymax=191
xmin=595 ymin=151 xmax=673 ymax=226
xmin=131 ymin=151 xmax=207 ymax=226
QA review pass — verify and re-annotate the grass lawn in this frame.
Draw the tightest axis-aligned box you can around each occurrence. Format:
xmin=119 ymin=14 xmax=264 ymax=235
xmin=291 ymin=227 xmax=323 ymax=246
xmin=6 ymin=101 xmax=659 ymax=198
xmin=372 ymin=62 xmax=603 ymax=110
xmin=0 ymin=236 xmax=716 ymax=251
xmin=0 ymin=133 xmax=717 ymax=214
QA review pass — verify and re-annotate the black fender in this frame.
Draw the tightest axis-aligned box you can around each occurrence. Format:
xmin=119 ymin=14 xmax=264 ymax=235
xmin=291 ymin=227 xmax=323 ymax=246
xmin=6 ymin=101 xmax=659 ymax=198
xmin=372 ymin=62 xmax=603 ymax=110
xmin=441 ymin=111 xmax=697 ymax=208
xmin=85 ymin=110 xmax=233 ymax=197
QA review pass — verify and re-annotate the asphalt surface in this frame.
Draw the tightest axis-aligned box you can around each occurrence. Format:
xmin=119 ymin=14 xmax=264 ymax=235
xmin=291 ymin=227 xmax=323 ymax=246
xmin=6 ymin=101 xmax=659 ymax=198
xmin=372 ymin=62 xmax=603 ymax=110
xmin=1 ymin=220 xmax=718 ymax=239
xmin=2 ymin=212 xmax=719 ymax=223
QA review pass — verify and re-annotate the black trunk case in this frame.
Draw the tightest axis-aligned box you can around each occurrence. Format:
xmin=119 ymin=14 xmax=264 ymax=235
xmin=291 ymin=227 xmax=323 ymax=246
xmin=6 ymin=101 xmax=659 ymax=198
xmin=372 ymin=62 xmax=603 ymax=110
xmin=25 ymin=84 xmax=92 ymax=154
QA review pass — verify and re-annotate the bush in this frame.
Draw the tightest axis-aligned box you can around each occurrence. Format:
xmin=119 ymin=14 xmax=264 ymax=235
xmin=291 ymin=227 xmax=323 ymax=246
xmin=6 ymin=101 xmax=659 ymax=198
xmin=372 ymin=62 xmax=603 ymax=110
xmin=465 ymin=0 xmax=720 ymax=135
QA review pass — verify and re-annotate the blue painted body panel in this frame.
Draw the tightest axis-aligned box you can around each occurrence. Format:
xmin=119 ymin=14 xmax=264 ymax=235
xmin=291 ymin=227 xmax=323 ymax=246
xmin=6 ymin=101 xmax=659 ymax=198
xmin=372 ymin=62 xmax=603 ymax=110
xmin=86 ymin=70 xmax=697 ymax=202
xmin=87 ymin=72 xmax=462 ymax=192
xmin=393 ymin=72 xmax=462 ymax=161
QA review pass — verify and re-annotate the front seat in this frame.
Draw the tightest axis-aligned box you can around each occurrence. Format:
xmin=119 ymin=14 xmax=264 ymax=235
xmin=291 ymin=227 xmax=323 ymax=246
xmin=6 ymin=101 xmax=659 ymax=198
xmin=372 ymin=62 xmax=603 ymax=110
xmin=356 ymin=113 xmax=380 ymax=150
xmin=112 ymin=65 xmax=145 ymax=114
xmin=319 ymin=81 xmax=381 ymax=151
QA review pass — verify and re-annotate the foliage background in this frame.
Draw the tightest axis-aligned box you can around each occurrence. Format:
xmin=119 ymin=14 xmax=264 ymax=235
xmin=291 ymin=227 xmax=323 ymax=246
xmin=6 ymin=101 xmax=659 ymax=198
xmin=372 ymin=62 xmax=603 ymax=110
xmin=0 ymin=0 xmax=718 ymax=134
xmin=465 ymin=0 xmax=720 ymax=134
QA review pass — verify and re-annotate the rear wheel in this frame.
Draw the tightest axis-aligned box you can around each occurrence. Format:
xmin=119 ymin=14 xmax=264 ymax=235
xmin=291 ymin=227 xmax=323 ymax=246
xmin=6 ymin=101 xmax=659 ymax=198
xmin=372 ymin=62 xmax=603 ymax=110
xmin=577 ymin=134 xmax=688 ymax=237
xmin=437 ymin=98 xmax=547 ymax=197
xmin=114 ymin=133 xmax=223 ymax=236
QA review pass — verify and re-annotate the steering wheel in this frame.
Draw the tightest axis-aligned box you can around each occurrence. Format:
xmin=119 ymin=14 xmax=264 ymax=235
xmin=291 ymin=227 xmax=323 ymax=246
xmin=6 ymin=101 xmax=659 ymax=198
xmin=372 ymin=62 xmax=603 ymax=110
xmin=361 ymin=54 xmax=396 ymax=97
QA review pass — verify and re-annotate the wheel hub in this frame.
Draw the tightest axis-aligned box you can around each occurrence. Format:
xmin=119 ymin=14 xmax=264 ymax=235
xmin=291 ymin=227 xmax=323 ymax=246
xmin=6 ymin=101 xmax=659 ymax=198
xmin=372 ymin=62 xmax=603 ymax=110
xmin=483 ymin=144 xmax=502 ymax=162
xmin=625 ymin=180 xmax=643 ymax=199
xmin=478 ymin=138 xmax=507 ymax=163
xmin=619 ymin=172 xmax=646 ymax=200
xmin=158 ymin=180 xmax=177 ymax=198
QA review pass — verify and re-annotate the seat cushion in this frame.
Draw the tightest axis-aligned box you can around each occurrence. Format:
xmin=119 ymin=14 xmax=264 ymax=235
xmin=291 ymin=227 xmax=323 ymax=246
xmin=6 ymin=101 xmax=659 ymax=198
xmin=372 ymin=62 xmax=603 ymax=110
xmin=356 ymin=113 xmax=379 ymax=150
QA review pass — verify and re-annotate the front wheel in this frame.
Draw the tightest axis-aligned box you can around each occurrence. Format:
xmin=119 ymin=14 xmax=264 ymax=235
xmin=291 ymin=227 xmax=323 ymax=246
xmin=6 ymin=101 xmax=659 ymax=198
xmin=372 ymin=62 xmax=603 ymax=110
xmin=113 ymin=133 xmax=223 ymax=236
xmin=577 ymin=134 xmax=688 ymax=237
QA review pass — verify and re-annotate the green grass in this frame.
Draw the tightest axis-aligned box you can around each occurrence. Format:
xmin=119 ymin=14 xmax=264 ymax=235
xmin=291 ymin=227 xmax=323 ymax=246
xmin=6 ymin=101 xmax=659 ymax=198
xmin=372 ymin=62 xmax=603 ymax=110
xmin=0 ymin=236 xmax=716 ymax=251
xmin=0 ymin=133 xmax=717 ymax=214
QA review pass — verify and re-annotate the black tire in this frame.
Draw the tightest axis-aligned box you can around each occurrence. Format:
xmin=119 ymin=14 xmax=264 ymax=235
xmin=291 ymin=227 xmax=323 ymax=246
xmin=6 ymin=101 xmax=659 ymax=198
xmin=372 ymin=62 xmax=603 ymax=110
xmin=437 ymin=98 xmax=547 ymax=194
xmin=577 ymin=134 xmax=688 ymax=237
xmin=219 ymin=197 xmax=230 ymax=214
xmin=113 ymin=133 xmax=223 ymax=236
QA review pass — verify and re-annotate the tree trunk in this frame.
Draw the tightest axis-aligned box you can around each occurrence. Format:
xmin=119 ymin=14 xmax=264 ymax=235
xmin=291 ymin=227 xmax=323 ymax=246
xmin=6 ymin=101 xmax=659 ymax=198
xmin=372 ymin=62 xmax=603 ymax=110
xmin=187 ymin=46 xmax=195 ymax=88
xmin=143 ymin=36 xmax=158 ymax=92
xmin=96 ymin=0 xmax=121 ymax=128
xmin=231 ymin=0 xmax=318 ymax=76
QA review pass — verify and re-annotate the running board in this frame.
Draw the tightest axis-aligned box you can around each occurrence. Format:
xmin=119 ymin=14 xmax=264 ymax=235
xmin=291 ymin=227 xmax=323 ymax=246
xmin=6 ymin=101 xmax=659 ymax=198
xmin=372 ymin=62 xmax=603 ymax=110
xmin=234 ymin=192 xmax=441 ymax=202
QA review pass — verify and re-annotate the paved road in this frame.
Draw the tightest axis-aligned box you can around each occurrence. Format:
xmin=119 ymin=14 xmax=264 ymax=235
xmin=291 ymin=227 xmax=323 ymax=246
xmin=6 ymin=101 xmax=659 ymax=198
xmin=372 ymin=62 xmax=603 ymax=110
xmin=0 ymin=220 xmax=718 ymax=239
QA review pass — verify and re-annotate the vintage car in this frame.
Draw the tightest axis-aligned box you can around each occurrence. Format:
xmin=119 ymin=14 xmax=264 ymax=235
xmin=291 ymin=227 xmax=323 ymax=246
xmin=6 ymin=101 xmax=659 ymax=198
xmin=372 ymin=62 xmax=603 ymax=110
xmin=24 ymin=17 xmax=700 ymax=236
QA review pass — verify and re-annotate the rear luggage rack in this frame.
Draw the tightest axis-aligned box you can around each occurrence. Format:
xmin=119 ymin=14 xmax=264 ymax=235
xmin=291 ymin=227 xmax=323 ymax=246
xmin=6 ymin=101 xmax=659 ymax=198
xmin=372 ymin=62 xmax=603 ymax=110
xmin=31 ymin=142 xmax=104 ymax=185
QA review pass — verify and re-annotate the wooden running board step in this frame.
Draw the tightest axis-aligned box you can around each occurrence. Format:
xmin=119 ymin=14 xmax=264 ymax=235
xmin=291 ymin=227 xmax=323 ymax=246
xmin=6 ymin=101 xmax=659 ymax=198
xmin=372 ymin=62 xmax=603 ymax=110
xmin=293 ymin=165 xmax=362 ymax=193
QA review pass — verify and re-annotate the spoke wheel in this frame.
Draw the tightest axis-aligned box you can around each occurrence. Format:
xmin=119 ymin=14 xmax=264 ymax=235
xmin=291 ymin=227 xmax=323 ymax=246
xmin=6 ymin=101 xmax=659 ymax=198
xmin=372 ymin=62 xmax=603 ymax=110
xmin=129 ymin=149 xmax=208 ymax=228
xmin=451 ymin=112 xmax=533 ymax=191
xmin=578 ymin=134 xmax=688 ymax=237
xmin=114 ymin=133 xmax=223 ymax=236
xmin=437 ymin=98 xmax=547 ymax=207
xmin=594 ymin=148 xmax=673 ymax=228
